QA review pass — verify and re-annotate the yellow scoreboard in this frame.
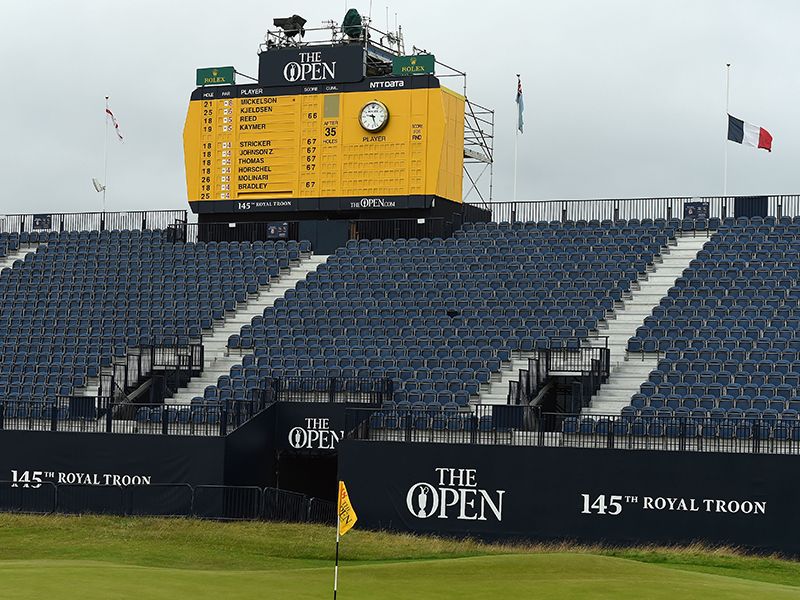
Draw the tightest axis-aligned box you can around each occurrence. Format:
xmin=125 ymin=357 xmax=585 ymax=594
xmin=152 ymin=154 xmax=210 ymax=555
xmin=184 ymin=47 xmax=465 ymax=214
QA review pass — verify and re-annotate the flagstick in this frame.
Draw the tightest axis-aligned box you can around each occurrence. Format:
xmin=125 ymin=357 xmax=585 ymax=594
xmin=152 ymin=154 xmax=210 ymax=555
xmin=103 ymin=95 xmax=109 ymax=213
xmin=333 ymin=514 xmax=340 ymax=600
xmin=723 ymin=63 xmax=730 ymax=197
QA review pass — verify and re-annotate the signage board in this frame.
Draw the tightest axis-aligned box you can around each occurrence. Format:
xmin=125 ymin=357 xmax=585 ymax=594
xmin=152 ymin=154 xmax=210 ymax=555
xmin=196 ymin=66 xmax=236 ymax=86
xmin=392 ymin=54 xmax=435 ymax=76
xmin=339 ymin=440 xmax=800 ymax=554
xmin=257 ymin=45 xmax=365 ymax=86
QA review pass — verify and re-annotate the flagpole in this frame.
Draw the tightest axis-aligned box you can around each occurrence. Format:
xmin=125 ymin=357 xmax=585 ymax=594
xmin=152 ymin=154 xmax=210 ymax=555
xmin=723 ymin=63 xmax=730 ymax=198
xmin=103 ymin=95 xmax=109 ymax=213
xmin=513 ymin=74 xmax=520 ymax=202
xmin=333 ymin=514 xmax=340 ymax=600
xmin=513 ymin=128 xmax=518 ymax=202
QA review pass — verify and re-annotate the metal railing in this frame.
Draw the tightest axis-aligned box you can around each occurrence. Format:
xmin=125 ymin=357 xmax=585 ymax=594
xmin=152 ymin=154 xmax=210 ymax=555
xmin=107 ymin=343 xmax=204 ymax=400
xmin=0 ymin=481 xmax=335 ymax=523
xmin=0 ymin=394 xmax=271 ymax=437
xmin=268 ymin=376 xmax=393 ymax=404
xmin=508 ymin=357 xmax=548 ymax=406
xmin=345 ymin=406 xmax=800 ymax=455
xmin=469 ymin=195 xmax=800 ymax=224
xmin=168 ymin=221 xmax=300 ymax=245
xmin=0 ymin=375 xmax=388 ymax=437
xmin=0 ymin=210 xmax=187 ymax=234
xmin=348 ymin=218 xmax=457 ymax=241
xmin=507 ymin=346 xmax=611 ymax=409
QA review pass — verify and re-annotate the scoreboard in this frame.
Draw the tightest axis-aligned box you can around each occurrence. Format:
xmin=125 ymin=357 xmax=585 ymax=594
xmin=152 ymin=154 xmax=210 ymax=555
xmin=183 ymin=46 xmax=465 ymax=214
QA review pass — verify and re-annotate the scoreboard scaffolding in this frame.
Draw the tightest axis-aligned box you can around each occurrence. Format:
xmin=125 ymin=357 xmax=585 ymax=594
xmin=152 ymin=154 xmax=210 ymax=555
xmin=183 ymin=16 xmax=493 ymax=216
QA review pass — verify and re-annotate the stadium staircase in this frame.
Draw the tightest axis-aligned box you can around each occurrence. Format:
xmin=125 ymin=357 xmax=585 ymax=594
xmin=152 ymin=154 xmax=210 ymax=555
xmin=168 ymin=255 xmax=328 ymax=405
xmin=473 ymin=231 xmax=714 ymax=408
xmin=472 ymin=355 xmax=544 ymax=405
xmin=583 ymin=231 xmax=713 ymax=415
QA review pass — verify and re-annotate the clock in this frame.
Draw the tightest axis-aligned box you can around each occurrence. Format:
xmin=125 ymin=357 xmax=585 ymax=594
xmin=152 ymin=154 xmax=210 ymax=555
xmin=359 ymin=101 xmax=389 ymax=132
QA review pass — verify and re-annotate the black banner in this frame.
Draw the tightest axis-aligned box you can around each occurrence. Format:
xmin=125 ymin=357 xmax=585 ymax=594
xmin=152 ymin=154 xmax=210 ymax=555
xmin=258 ymin=45 xmax=365 ymax=87
xmin=338 ymin=441 xmax=800 ymax=554
xmin=191 ymin=194 xmax=435 ymax=215
xmin=0 ymin=430 xmax=226 ymax=488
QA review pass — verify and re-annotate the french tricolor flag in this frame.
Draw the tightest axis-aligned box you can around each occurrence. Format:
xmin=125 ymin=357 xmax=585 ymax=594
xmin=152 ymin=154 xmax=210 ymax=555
xmin=727 ymin=114 xmax=772 ymax=152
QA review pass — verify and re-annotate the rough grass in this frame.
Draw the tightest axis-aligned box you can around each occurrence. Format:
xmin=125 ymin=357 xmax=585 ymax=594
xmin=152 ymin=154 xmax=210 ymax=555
xmin=1 ymin=514 xmax=800 ymax=598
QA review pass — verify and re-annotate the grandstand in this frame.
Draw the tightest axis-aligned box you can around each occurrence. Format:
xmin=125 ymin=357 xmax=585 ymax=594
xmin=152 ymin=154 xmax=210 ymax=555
xmin=0 ymin=200 xmax=798 ymax=552
xmin=2 ymin=207 xmax=800 ymax=446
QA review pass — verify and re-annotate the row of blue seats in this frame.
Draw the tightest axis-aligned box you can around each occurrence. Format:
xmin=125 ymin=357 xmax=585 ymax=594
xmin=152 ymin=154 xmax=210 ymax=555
xmin=630 ymin=397 xmax=800 ymax=411
xmin=652 ymin=305 xmax=800 ymax=318
xmin=643 ymin=319 xmax=800 ymax=331
xmin=564 ymin=416 xmax=800 ymax=440
xmin=654 ymin=358 xmax=800 ymax=372
xmin=224 ymin=364 xmax=496 ymax=381
xmin=647 ymin=377 xmax=800 ymax=391
xmin=1 ymin=403 xmax=71 ymax=420
xmin=134 ymin=406 xmax=224 ymax=425
xmin=640 ymin=383 xmax=797 ymax=398
xmin=628 ymin=338 xmax=800 ymax=352
xmin=274 ymin=297 xmax=609 ymax=310
xmin=370 ymin=412 xmax=495 ymax=432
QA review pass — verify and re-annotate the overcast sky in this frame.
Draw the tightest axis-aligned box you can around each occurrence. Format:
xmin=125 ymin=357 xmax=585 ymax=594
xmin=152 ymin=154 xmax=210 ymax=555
xmin=0 ymin=0 xmax=797 ymax=215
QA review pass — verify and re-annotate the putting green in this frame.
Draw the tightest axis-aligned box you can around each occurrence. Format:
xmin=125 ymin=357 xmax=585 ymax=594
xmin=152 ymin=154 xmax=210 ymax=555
xmin=0 ymin=515 xmax=799 ymax=599
xmin=1 ymin=554 xmax=800 ymax=599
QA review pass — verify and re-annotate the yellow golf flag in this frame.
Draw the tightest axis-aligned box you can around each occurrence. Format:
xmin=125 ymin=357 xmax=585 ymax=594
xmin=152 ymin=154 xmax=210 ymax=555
xmin=337 ymin=481 xmax=358 ymax=536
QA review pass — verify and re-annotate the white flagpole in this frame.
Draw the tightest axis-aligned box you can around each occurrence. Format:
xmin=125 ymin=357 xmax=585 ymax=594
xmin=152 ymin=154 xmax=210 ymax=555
xmin=723 ymin=63 xmax=730 ymax=197
xmin=513 ymin=74 xmax=520 ymax=202
xmin=103 ymin=95 xmax=109 ymax=212
xmin=333 ymin=514 xmax=341 ymax=599
xmin=513 ymin=127 xmax=519 ymax=202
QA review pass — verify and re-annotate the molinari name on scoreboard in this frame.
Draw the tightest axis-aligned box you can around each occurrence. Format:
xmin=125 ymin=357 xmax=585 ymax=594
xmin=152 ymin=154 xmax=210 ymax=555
xmin=183 ymin=42 xmax=465 ymax=214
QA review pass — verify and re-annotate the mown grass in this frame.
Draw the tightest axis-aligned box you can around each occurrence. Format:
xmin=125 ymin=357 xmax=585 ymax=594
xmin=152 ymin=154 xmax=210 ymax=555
xmin=1 ymin=514 xmax=800 ymax=598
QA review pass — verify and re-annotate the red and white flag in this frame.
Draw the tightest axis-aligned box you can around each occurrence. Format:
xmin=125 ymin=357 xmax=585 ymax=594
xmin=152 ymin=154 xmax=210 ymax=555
xmin=106 ymin=106 xmax=124 ymax=142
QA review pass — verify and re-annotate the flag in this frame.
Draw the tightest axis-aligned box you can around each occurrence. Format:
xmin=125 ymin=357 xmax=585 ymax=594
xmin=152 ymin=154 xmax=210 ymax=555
xmin=106 ymin=106 xmax=124 ymax=142
xmin=337 ymin=481 xmax=357 ymax=536
xmin=515 ymin=75 xmax=524 ymax=134
xmin=727 ymin=114 xmax=772 ymax=152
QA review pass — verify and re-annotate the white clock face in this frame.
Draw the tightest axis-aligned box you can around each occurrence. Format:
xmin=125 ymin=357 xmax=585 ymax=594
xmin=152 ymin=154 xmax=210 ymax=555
xmin=359 ymin=101 xmax=389 ymax=132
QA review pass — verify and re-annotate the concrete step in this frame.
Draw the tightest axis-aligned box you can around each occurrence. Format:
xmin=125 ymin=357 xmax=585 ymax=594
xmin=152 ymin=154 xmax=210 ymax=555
xmin=585 ymin=231 xmax=713 ymax=415
xmin=0 ymin=244 xmax=40 ymax=272
xmin=169 ymin=255 xmax=329 ymax=405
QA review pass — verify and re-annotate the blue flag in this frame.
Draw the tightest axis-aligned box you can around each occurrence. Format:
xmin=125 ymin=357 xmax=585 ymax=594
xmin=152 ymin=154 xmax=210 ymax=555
xmin=516 ymin=75 xmax=524 ymax=134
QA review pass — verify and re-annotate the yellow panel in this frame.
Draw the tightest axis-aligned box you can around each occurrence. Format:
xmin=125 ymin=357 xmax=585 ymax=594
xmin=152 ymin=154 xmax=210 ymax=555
xmin=438 ymin=87 xmax=466 ymax=202
xmin=184 ymin=83 xmax=466 ymax=208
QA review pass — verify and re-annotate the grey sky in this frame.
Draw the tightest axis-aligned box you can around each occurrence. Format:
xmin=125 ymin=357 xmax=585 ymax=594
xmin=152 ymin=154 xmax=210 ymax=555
xmin=0 ymin=0 xmax=797 ymax=214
